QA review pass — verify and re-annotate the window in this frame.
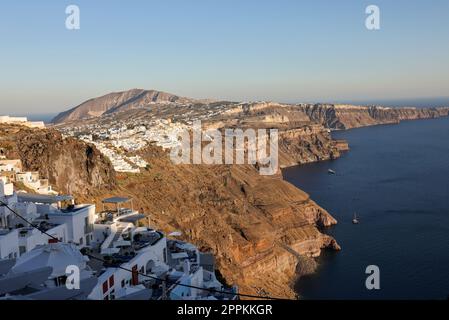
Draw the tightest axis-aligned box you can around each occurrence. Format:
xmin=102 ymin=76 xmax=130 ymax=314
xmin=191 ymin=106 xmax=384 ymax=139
xmin=121 ymin=279 xmax=125 ymax=288
xmin=55 ymin=275 xmax=67 ymax=287
xmin=131 ymin=265 xmax=138 ymax=285
xmin=84 ymin=217 xmax=89 ymax=234
xmin=79 ymin=237 xmax=83 ymax=245
xmin=109 ymin=275 xmax=114 ymax=287
xmin=102 ymin=281 xmax=108 ymax=294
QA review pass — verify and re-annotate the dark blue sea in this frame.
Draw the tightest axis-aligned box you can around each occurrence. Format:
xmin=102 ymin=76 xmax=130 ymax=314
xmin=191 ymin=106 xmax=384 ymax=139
xmin=283 ymin=116 xmax=449 ymax=300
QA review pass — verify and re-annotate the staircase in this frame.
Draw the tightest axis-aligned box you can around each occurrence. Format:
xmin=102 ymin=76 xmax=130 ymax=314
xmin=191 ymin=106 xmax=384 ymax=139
xmin=108 ymin=226 xmax=125 ymax=248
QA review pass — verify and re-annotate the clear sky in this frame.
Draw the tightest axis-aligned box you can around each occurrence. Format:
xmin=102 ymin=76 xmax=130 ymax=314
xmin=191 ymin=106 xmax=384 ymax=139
xmin=1 ymin=0 xmax=449 ymax=115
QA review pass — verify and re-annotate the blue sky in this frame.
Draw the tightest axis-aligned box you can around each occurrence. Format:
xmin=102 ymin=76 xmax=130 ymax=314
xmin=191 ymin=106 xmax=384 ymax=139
xmin=1 ymin=0 xmax=449 ymax=114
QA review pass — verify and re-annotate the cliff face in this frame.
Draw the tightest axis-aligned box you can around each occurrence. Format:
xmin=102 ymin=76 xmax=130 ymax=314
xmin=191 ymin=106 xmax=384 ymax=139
xmin=201 ymin=102 xmax=349 ymax=168
xmin=297 ymin=104 xmax=449 ymax=130
xmin=91 ymin=146 xmax=340 ymax=299
xmin=278 ymin=125 xmax=346 ymax=168
xmin=0 ymin=125 xmax=116 ymax=195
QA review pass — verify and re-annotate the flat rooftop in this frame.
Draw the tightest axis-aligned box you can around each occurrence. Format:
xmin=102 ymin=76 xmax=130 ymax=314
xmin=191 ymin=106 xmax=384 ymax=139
xmin=17 ymin=193 xmax=73 ymax=204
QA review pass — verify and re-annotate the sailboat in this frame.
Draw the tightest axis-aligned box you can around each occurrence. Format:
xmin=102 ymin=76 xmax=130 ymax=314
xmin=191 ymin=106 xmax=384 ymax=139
xmin=328 ymin=169 xmax=336 ymax=175
xmin=352 ymin=212 xmax=359 ymax=224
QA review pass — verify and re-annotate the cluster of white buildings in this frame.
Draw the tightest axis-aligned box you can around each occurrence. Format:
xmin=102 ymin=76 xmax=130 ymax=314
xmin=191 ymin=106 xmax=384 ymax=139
xmin=61 ymin=118 xmax=193 ymax=173
xmin=87 ymin=140 xmax=146 ymax=173
xmin=0 ymin=178 xmax=238 ymax=300
xmin=0 ymin=159 xmax=55 ymax=195
xmin=0 ymin=116 xmax=45 ymax=129
xmin=56 ymin=101 xmax=240 ymax=175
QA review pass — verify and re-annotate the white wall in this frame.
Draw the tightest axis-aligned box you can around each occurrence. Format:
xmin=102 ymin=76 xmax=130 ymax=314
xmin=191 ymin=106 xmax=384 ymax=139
xmin=0 ymin=229 xmax=19 ymax=259
xmin=170 ymin=267 xmax=204 ymax=299
xmin=0 ymin=180 xmax=14 ymax=197
xmin=47 ymin=205 xmax=95 ymax=247
xmin=18 ymin=224 xmax=67 ymax=254
xmin=88 ymin=239 xmax=167 ymax=300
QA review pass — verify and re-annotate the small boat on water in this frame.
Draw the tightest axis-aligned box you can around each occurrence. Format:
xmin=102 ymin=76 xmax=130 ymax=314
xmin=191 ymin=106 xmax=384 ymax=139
xmin=328 ymin=169 xmax=336 ymax=175
xmin=352 ymin=212 xmax=359 ymax=224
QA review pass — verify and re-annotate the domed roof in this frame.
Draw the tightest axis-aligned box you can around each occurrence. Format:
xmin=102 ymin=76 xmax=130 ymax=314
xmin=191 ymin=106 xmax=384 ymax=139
xmin=11 ymin=243 xmax=87 ymax=278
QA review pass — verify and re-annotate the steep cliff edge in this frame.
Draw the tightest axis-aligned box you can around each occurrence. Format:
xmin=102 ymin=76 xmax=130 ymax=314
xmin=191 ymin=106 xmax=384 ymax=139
xmin=297 ymin=104 xmax=449 ymax=130
xmin=86 ymin=145 xmax=340 ymax=299
xmin=278 ymin=125 xmax=347 ymax=168
xmin=0 ymin=124 xmax=117 ymax=195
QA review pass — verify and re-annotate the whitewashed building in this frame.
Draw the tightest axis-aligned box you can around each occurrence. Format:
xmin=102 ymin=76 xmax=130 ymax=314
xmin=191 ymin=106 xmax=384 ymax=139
xmin=0 ymin=183 xmax=237 ymax=300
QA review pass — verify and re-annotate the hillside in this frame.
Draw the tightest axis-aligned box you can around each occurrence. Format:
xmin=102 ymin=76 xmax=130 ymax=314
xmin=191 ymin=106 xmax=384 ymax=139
xmin=52 ymin=89 xmax=198 ymax=124
xmin=88 ymin=145 xmax=340 ymax=299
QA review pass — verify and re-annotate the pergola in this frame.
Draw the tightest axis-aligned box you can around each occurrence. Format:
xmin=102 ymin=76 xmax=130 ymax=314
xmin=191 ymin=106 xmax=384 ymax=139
xmin=101 ymin=196 xmax=134 ymax=213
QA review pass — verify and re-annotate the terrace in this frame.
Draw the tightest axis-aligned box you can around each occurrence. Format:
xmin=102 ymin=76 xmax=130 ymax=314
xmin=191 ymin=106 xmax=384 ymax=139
xmin=98 ymin=197 xmax=146 ymax=224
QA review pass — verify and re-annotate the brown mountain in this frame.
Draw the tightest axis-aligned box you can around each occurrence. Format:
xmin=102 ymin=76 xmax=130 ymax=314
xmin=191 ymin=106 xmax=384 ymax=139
xmin=52 ymin=89 xmax=197 ymax=124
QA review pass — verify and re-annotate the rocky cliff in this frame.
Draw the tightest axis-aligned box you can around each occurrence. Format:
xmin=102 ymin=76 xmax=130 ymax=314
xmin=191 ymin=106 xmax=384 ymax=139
xmin=200 ymin=102 xmax=349 ymax=168
xmin=92 ymin=146 xmax=340 ymax=299
xmin=297 ymin=104 xmax=449 ymax=130
xmin=278 ymin=125 xmax=347 ymax=168
xmin=0 ymin=124 xmax=117 ymax=195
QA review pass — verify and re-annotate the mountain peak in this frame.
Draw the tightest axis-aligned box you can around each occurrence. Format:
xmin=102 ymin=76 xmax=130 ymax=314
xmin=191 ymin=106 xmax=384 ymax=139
xmin=52 ymin=89 xmax=197 ymax=124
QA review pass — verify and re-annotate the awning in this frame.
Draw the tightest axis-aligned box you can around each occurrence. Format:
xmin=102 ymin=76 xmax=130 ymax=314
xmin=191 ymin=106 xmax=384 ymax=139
xmin=118 ymin=214 xmax=146 ymax=223
xmin=17 ymin=193 xmax=73 ymax=204
xmin=102 ymin=197 xmax=131 ymax=204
